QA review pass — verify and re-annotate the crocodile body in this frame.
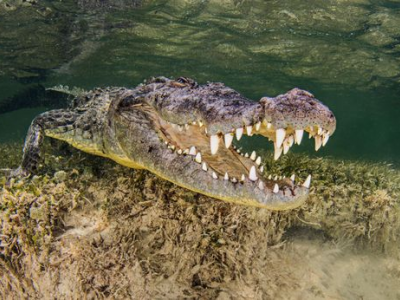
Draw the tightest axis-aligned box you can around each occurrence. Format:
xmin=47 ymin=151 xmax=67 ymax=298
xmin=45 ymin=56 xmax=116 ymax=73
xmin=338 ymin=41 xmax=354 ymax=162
xmin=18 ymin=76 xmax=336 ymax=210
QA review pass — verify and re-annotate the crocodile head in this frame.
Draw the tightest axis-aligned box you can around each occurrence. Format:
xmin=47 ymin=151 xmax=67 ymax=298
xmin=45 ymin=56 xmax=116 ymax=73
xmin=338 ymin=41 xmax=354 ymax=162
xmin=113 ymin=77 xmax=336 ymax=210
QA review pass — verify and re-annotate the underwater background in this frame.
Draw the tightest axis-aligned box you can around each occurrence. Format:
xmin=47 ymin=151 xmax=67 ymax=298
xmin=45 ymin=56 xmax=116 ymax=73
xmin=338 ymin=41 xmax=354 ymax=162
xmin=0 ymin=0 xmax=399 ymax=165
xmin=1 ymin=0 xmax=400 ymax=299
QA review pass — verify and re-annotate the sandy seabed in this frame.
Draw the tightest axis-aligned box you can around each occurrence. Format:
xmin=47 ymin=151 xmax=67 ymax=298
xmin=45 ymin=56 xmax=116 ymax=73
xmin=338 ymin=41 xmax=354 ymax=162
xmin=0 ymin=142 xmax=399 ymax=299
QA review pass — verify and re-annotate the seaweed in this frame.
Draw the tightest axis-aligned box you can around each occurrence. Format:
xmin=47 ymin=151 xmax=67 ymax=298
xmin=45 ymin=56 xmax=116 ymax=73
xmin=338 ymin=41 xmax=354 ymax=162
xmin=0 ymin=141 xmax=399 ymax=298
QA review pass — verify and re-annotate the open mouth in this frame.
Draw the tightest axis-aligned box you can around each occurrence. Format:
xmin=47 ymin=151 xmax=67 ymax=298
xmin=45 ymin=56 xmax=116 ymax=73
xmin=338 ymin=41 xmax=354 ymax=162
xmin=125 ymin=79 xmax=337 ymax=209
xmin=155 ymin=116 xmax=331 ymax=197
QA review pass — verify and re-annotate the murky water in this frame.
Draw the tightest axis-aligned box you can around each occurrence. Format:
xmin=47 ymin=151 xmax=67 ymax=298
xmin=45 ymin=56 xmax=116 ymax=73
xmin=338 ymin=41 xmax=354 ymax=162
xmin=0 ymin=0 xmax=399 ymax=164
xmin=0 ymin=0 xmax=400 ymax=298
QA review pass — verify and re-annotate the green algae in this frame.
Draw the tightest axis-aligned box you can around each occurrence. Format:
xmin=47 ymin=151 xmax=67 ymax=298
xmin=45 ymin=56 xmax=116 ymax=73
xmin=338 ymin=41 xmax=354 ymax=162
xmin=0 ymin=141 xmax=399 ymax=298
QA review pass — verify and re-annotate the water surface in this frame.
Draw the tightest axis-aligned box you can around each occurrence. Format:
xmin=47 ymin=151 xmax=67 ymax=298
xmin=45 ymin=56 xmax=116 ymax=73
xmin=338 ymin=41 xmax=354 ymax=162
xmin=0 ymin=0 xmax=399 ymax=165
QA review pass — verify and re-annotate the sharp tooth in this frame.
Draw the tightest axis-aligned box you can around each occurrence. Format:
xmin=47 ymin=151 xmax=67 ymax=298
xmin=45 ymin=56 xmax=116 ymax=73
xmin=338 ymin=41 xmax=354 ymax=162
xmin=192 ymin=121 xmax=197 ymax=125
xmin=183 ymin=149 xmax=189 ymax=155
xmin=309 ymin=132 xmax=313 ymax=139
xmin=266 ymin=122 xmax=272 ymax=129
xmin=195 ymin=152 xmax=202 ymax=163
xmin=249 ymin=166 xmax=258 ymax=181
xmin=241 ymin=174 xmax=246 ymax=181
xmin=250 ymin=151 xmax=256 ymax=161
xmin=245 ymin=153 xmax=249 ymax=158
xmin=273 ymin=184 xmax=279 ymax=193
xmin=317 ymin=126 xmax=323 ymax=135
xmin=212 ymin=172 xmax=218 ymax=179
xmin=202 ymin=162 xmax=208 ymax=171
xmin=255 ymin=121 xmax=261 ymax=131
xmin=295 ymin=129 xmax=304 ymax=145
xmin=322 ymin=134 xmax=330 ymax=146
xmin=274 ymin=143 xmax=283 ymax=160
xmin=235 ymin=127 xmax=243 ymax=140
xmin=260 ymin=166 xmax=264 ymax=173
xmin=315 ymin=135 xmax=322 ymax=151
xmin=231 ymin=178 xmax=238 ymax=183
xmin=258 ymin=181 xmax=265 ymax=190
xmin=302 ymin=174 xmax=312 ymax=188
xmin=224 ymin=133 xmax=234 ymax=149
xmin=177 ymin=149 xmax=183 ymax=155
xmin=164 ymin=141 xmax=168 ymax=145
xmin=224 ymin=172 xmax=229 ymax=180
xmin=255 ymin=156 xmax=261 ymax=165
xmin=169 ymin=145 xmax=176 ymax=150
xmin=210 ymin=135 xmax=220 ymax=155
xmin=198 ymin=120 xmax=203 ymax=127
xmin=279 ymin=176 xmax=282 ymax=180
xmin=189 ymin=146 xmax=197 ymax=155
xmin=290 ymin=174 xmax=295 ymax=182
xmin=184 ymin=124 xmax=189 ymax=130
xmin=205 ymin=128 xmax=208 ymax=134
xmin=288 ymin=135 xmax=294 ymax=147
xmin=283 ymin=143 xmax=290 ymax=154
xmin=276 ymin=128 xmax=286 ymax=148
xmin=246 ymin=125 xmax=253 ymax=136
xmin=274 ymin=176 xmax=278 ymax=181
xmin=268 ymin=175 xmax=272 ymax=180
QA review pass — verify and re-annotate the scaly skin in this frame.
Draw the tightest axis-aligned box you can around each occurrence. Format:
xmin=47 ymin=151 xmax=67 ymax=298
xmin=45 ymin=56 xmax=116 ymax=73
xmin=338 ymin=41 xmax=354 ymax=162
xmin=18 ymin=76 xmax=336 ymax=210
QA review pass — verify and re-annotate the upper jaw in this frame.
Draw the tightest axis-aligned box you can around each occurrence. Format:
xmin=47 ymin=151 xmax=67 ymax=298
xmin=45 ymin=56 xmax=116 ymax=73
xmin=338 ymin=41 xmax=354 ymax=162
xmin=203 ymin=87 xmax=336 ymax=156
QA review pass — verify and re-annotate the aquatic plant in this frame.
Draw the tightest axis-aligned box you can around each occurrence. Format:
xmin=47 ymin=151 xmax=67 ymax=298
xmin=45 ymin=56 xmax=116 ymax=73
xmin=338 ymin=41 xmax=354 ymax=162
xmin=0 ymin=141 xmax=399 ymax=298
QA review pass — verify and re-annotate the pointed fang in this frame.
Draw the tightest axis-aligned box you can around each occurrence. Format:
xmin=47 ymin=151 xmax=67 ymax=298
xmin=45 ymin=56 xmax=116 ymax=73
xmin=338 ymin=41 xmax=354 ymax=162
xmin=315 ymin=135 xmax=322 ymax=151
xmin=202 ymin=162 xmax=208 ymax=171
xmin=224 ymin=172 xmax=229 ymax=180
xmin=250 ymin=151 xmax=256 ymax=161
xmin=295 ymin=129 xmax=304 ymax=145
xmin=189 ymin=146 xmax=197 ymax=155
xmin=302 ymin=175 xmax=311 ymax=188
xmin=255 ymin=156 xmax=261 ymax=166
xmin=246 ymin=125 xmax=253 ymax=136
xmin=195 ymin=152 xmax=202 ymax=163
xmin=236 ymin=127 xmax=243 ymax=140
xmin=273 ymin=184 xmax=279 ymax=194
xmin=212 ymin=172 xmax=218 ymax=179
xmin=276 ymin=128 xmax=286 ymax=149
xmin=283 ymin=143 xmax=290 ymax=155
xmin=322 ymin=134 xmax=330 ymax=146
xmin=290 ymin=174 xmax=295 ymax=182
xmin=249 ymin=166 xmax=258 ymax=181
xmin=274 ymin=143 xmax=283 ymax=160
xmin=224 ymin=133 xmax=234 ymax=149
xmin=210 ymin=135 xmax=220 ymax=155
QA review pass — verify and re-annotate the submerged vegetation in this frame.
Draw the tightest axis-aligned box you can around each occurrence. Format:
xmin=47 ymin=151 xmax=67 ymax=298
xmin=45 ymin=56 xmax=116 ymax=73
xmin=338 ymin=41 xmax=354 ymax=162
xmin=0 ymin=0 xmax=399 ymax=297
xmin=0 ymin=141 xmax=399 ymax=298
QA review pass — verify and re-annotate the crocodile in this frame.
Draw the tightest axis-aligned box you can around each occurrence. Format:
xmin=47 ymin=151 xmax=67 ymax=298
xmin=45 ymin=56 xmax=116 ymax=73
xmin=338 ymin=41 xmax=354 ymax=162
xmin=16 ymin=76 xmax=336 ymax=210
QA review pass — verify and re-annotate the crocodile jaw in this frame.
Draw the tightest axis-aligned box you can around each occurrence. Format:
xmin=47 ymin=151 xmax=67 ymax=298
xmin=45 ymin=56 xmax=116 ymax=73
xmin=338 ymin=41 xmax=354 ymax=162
xmin=113 ymin=78 xmax=336 ymax=210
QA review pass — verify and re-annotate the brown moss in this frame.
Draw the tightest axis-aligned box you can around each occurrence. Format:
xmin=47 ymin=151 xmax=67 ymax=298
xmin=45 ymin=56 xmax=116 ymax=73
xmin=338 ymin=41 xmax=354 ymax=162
xmin=0 ymin=142 xmax=399 ymax=298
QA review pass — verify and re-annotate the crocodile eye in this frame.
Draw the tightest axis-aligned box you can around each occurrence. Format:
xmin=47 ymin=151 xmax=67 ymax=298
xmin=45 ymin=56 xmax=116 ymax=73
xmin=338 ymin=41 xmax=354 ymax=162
xmin=177 ymin=77 xmax=188 ymax=84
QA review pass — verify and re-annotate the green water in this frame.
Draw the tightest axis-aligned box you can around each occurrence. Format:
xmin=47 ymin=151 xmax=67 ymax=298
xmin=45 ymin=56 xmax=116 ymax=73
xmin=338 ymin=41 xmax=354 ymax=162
xmin=0 ymin=0 xmax=399 ymax=165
